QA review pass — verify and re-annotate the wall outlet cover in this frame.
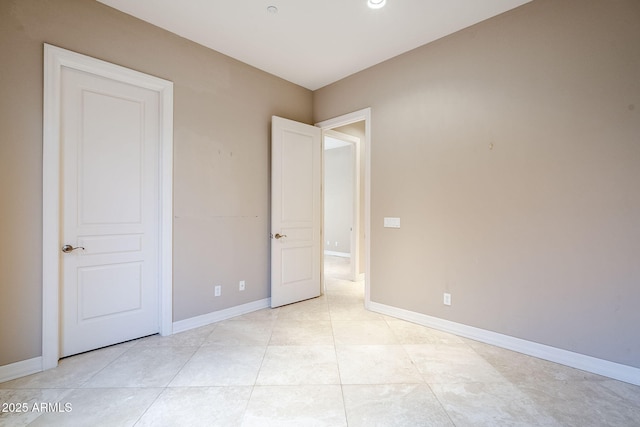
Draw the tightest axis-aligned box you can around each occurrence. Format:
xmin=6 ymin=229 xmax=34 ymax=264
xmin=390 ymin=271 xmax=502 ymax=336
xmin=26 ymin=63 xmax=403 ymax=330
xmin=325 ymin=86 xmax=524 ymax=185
xmin=443 ymin=293 xmax=451 ymax=306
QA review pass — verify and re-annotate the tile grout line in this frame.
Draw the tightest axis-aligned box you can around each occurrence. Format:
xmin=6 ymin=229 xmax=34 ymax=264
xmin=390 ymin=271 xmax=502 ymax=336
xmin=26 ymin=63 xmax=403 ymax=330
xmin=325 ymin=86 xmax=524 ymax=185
xmin=131 ymin=324 xmax=220 ymax=425
xmin=239 ymin=303 xmax=279 ymax=425
xmin=75 ymin=340 xmax=139 ymax=390
xmin=325 ymin=269 xmax=351 ymax=426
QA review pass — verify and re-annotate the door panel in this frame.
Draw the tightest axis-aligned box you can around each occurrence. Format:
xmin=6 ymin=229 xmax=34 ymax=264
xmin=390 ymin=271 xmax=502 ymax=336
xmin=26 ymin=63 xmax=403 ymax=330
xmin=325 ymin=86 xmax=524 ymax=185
xmin=60 ymin=67 xmax=160 ymax=357
xmin=271 ymin=116 xmax=322 ymax=308
xmin=78 ymin=90 xmax=143 ymax=225
xmin=281 ymin=246 xmax=313 ymax=284
xmin=78 ymin=262 xmax=143 ymax=319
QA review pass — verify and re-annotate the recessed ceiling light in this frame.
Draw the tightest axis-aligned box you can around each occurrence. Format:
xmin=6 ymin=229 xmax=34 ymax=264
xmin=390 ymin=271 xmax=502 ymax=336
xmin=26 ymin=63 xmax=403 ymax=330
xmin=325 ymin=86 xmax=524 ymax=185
xmin=267 ymin=5 xmax=278 ymax=14
xmin=367 ymin=0 xmax=386 ymax=9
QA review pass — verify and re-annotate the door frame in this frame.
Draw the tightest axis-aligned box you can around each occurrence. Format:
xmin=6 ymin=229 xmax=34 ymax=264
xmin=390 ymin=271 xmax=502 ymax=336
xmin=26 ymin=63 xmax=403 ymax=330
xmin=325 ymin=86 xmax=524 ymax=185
xmin=323 ymin=129 xmax=360 ymax=282
xmin=42 ymin=44 xmax=173 ymax=370
xmin=316 ymin=108 xmax=371 ymax=307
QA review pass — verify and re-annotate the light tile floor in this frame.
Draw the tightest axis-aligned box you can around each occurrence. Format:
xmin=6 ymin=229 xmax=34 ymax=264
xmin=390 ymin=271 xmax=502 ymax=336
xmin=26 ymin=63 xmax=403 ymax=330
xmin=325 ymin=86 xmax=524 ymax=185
xmin=2 ymin=257 xmax=639 ymax=426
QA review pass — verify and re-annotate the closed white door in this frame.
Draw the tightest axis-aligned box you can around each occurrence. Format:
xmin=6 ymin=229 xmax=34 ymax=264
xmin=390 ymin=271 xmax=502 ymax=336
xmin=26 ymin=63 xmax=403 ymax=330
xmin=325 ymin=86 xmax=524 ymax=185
xmin=60 ymin=66 xmax=160 ymax=357
xmin=271 ymin=116 xmax=322 ymax=307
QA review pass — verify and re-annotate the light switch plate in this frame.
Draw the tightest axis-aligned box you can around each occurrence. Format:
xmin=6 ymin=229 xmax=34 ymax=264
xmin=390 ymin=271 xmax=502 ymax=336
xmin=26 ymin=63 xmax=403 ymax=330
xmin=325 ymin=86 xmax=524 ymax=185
xmin=384 ymin=217 xmax=401 ymax=228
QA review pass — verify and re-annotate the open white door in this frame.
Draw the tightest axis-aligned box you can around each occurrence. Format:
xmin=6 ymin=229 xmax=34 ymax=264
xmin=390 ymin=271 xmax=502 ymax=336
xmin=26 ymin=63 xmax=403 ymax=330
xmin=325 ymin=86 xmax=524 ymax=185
xmin=271 ymin=116 xmax=322 ymax=308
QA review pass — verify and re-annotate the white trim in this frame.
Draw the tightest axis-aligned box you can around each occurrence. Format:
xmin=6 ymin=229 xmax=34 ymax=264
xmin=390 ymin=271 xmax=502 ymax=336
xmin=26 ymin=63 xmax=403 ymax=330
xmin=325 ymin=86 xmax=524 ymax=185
xmin=369 ymin=301 xmax=640 ymax=386
xmin=0 ymin=357 xmax=43 ymax=383
xmin=173 ymin=298 xmax=271 ymax=334
xmin=316 ymin=108 xmax=371 ymax=308
xmin=42 ymin=44 xmax=173 ymax=370
xmin=159 ymin=65 xmax=174 ymax=337
xmin=324 ymin=250 xmax=351 ymax=258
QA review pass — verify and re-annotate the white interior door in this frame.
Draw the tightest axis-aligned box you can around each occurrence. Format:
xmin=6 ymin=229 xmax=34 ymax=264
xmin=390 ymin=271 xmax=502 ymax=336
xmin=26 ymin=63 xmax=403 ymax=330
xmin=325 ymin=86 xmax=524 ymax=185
xmin=60 ymin=66 xmax=160 ymax=357
xmin=271 ymin=116 xmax=322 ymax=308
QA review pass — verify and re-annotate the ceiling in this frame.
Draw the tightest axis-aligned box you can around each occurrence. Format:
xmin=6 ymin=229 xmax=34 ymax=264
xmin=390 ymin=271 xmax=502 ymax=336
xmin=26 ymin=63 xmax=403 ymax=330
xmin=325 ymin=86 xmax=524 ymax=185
xmin=97 ymin=0 xmax=531 ymax=90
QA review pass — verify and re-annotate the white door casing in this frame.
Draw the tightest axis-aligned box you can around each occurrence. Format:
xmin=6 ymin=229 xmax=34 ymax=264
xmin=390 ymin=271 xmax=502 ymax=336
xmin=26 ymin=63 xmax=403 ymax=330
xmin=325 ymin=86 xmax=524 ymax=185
xmin=43 ymin=45 xmax=173 ymax=368
xmin=270 ymin=116 xmax=322 ymax=308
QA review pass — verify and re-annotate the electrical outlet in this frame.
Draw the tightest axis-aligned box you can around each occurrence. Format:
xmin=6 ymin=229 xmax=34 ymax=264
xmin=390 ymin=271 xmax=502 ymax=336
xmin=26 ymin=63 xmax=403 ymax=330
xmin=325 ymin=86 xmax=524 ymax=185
xmin=239 ymin=280 xmax=245 ymax=291
xmin=214 ymin=285 xmax=221 ymax=297
xmin=443 ymin=293 xmax=451 ymax=306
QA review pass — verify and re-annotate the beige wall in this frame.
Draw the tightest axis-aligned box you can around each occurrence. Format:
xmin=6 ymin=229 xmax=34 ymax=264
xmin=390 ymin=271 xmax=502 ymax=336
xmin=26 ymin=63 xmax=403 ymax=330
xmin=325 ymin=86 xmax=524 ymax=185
xmin=2 ymin=0 xmax=639 ymax=372
xmin=0 ymin=0 xmax=312 ymax=366
xmin=315 ymin=0 xmax=640 ymax=368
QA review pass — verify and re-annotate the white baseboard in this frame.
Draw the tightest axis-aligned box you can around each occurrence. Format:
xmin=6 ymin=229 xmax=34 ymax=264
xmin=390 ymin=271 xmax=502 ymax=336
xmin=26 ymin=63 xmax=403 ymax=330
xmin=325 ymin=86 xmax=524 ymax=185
xmin=369 ymin=301 xmax=640 ymax=386
xmin=324 ymin=250 xmax=351 ymax=258
xmin=0 ymin=357 xmax=42 ymax=384
xmin=6 ymin=300 xmax=637 ymax=386
xmin=2 ymin=299 xmax=272 ymax=383
xmin=173 ymin=298 xmax=271 ymax=334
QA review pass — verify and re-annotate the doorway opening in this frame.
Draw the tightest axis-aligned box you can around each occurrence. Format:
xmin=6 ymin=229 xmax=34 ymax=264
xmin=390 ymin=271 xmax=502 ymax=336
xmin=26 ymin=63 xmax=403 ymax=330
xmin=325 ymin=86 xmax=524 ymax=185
xmin=317 ymin=108 xmax=371 ymax=307
xmin=323 ymin=129 xmax=360 ymax=282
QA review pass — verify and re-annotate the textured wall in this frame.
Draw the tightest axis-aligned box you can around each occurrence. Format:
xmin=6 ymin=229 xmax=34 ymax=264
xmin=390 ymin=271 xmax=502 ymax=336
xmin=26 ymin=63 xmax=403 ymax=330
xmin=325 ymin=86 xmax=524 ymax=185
xmin=314 ymin=0 xmax=640 ymax=367
xmin=0 ymin=0 xmax=312 ymax=366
